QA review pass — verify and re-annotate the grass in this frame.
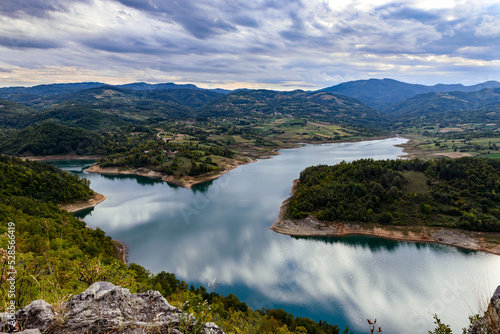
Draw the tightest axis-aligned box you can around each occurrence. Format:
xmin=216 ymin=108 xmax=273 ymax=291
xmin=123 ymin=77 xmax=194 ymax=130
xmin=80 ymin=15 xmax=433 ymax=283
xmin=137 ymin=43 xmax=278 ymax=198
xmin=401 ymin=171 xmax=430 ymax=194
xmin=477 ymin=153 xmax=500 ymax=159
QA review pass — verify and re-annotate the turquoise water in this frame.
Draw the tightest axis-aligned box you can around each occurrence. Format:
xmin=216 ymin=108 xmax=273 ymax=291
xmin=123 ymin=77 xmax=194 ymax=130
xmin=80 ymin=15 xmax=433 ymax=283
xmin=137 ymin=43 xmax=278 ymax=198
xmin=51 ymin=138 xmax=500 ymax=333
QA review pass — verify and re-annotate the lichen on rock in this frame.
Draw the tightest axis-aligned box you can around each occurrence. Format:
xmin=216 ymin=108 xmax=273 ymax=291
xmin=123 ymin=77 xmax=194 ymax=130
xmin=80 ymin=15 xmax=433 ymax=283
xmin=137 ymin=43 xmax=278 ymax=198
xmin=10 ymin=282 xmax=224 ymax=334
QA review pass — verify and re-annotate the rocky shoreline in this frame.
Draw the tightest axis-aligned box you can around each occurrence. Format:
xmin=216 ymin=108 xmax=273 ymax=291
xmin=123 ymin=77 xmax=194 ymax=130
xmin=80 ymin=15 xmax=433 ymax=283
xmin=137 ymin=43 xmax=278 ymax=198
xmin=271 ymin=183 xmax=500 ymax=256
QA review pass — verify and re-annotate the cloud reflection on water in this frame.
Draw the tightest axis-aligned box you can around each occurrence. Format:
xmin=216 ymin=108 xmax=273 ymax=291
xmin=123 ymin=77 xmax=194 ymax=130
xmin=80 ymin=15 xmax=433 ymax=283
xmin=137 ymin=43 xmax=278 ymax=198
xmin=68 ymin=138 xmax=500 ymax=333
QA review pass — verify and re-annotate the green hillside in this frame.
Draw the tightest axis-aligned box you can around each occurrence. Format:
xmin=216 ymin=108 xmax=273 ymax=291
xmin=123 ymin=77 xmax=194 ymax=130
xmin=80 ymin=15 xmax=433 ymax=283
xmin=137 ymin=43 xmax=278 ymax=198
xmin=0 ymin=122 xmax=111 ymax=155
xmin=0 ymin=98 xmax=37 ymax=128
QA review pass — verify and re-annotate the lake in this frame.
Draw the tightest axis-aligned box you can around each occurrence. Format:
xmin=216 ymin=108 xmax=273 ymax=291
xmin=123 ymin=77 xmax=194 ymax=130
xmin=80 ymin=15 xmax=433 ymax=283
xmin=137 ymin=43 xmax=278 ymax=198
xmin=51 ymin=137 xmax=500 ymax=334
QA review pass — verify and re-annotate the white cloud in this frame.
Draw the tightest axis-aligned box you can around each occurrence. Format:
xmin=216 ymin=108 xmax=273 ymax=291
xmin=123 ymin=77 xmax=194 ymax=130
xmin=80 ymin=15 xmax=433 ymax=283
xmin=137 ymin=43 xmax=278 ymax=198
xmin=475 ymin=15 xmax=500 ymax=37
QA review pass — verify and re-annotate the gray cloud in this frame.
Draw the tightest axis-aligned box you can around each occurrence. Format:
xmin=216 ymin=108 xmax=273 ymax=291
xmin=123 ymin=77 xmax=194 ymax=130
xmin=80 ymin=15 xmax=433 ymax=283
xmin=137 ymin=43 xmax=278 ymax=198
xmin=114 ymin=0 xmax=237 ymax=39
xmin=377 ymin=3 xmax=442 ymax=22
xmin=0 ymin=36 xmax=61 ymax=49
xmin=0 ymin=0 xmax=90 ymax=18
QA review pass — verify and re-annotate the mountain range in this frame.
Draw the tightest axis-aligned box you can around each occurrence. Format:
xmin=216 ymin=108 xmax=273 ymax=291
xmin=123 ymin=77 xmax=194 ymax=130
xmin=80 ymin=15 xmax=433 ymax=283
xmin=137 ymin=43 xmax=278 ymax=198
xmin=1 ymin=78 xmax=500 ymax=130
xmin=321 ymin=78 xmax=500 ymax=110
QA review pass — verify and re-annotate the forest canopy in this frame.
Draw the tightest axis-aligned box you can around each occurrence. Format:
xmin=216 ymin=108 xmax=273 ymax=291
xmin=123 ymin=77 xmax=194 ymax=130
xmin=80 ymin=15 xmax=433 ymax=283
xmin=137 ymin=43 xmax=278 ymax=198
xmin=289 ymin=157 xmax=500 ymax=232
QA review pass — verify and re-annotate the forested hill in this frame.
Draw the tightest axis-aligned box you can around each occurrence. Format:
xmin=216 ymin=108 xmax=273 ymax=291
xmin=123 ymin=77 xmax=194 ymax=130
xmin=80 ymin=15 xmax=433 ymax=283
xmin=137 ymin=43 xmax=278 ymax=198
xmin=0 ymin=98 xmax=37 ymax=128
xmin=200 ymin=89 xmax=387 ymax=127
xmin=0 ymin=155 xmax=93 ymax=203
xmin=0 ymin=122 xmax=116 ymax=156
xmin=289 ymin=158 xmax=500 ymax=232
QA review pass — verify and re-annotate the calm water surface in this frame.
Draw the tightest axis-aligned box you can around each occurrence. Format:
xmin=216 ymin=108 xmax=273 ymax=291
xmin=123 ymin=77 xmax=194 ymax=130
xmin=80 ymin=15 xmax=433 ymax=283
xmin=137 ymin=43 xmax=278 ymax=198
xmin=52 ymin=138 xmax=500 ymax=334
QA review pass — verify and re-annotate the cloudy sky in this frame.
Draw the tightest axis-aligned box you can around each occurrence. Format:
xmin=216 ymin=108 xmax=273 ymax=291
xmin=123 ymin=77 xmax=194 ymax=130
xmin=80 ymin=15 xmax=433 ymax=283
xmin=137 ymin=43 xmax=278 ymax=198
xmin=1 ymin=0 xmax=500 ymax=90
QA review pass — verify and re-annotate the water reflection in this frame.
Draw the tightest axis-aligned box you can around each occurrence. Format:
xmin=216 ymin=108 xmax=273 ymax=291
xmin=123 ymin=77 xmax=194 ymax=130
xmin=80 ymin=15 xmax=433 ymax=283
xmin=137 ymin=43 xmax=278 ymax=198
xmin=294 ymin=235 xmax=479 ymax=256
xmin=45 ymin=159 xmax=95 ymax=173
xmin=191 ymin=179 xmax=215 ymax=193
xmin=97 ymin=174 xmax=164 ymax=186
xmin=49 ymin=138 xmax=500 ymax=334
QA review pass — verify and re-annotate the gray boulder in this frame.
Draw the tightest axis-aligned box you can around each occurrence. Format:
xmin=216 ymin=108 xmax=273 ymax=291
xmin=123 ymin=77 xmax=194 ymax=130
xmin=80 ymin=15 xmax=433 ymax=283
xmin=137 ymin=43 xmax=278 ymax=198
xmin=15 ymin=300 xmax=56 ymax=332
xmin=12 ymin=282 xmax=224 ymax=334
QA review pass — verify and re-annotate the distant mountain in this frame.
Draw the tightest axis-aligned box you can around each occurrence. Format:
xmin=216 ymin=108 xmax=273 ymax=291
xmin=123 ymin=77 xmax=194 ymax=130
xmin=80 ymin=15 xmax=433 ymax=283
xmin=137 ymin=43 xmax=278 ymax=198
xmin=200 ymin=89 xmax=387 ymax=127
xmin=0 ymin=82 xmax=107 ymax=97
xmin=388 ymin=88 xmax=500 ymax=118
xmin=116 ymin=82 xmax=199 ymax=91
xmin=115 ymin=82 xmax=231 ymax=94
xmin=150 ymin=89 xmax=222 ymax=109
xmin=0 ymin=81 xmax=229 ymax=107
xmin=321 ymin=78 xmax=500 ymax=110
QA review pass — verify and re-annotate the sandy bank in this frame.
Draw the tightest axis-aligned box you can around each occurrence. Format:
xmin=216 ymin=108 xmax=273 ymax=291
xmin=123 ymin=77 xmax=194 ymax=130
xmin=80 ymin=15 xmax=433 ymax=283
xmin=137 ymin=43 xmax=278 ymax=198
xmin=58 ymin=192 xmax=106 ymax=213
xmin=271 ymin=186 xmax=500 ymax=256
xmin=86 ymin=157 xmax=256 ymax=189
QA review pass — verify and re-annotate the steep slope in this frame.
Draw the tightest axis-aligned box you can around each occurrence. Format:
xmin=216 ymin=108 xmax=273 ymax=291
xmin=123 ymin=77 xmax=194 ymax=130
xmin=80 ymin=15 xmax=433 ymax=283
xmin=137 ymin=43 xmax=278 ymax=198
xmin=321 ymin=78 xmax=500 ymax=110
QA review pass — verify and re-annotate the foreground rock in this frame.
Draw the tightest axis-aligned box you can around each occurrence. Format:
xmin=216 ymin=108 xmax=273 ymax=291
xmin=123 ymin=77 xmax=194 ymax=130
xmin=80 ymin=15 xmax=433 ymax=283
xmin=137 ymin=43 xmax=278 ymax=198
xmin=11 ymin=282 xmax=224 ymax=334
xmin=469 ymin=285 xmax=500 ymax=334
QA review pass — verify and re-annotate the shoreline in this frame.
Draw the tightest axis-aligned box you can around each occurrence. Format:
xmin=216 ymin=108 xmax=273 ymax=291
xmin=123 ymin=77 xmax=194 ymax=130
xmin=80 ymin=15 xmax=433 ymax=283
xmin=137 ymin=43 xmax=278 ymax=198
xmin=84 ymin=136 xmax=404 ymax=188
xmin=395 ymin=133 xmax=474 ymax=160
xmin=86 ymin=156 xmax=258 ymax=188
xmin=271 ymin=183 xmax=500 ymax=256
xmin=58 ymin=192 xmax=106 ymax=213
xmin=17 ymin=135 xmax=403 ymax=189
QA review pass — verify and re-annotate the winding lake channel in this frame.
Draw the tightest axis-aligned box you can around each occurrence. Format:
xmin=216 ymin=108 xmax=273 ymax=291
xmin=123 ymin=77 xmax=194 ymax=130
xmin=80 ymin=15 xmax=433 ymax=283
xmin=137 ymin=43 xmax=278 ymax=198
xmin=51 ymin=137 xmax=500 ymax=334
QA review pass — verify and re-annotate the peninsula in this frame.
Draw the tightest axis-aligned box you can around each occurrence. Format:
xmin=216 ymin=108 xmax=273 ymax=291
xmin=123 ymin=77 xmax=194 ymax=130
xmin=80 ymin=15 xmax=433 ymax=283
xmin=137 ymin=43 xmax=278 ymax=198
xmin=271 ymin=158 xmax=500 ymax=255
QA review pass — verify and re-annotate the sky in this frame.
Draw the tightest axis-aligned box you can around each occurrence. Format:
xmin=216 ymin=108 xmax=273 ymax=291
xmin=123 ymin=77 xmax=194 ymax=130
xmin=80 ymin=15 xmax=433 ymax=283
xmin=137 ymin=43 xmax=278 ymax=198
xmin=1 ymin=0 xmax=500 ymax=90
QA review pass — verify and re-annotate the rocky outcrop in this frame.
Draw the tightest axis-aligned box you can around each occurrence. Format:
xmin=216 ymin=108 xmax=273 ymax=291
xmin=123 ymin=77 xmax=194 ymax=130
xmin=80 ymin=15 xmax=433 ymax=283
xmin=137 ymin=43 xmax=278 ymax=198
xmin=469 ymin=285 xmax=500 ymax=334
xmin=10 ymin=282 xmax=224 ymax=334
